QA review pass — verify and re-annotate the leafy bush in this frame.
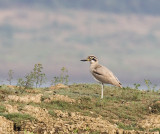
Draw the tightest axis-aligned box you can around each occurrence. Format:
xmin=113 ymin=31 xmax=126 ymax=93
xmin=117 ymin=122 xmax=140 ymax=130
xmin=0 ymin=85 xmax=16 ymax=95
xmin=51 ymin=67 xmax=69 ymax=85
xmin=17 ymin=64 xmax=46 ymax=88
xmin=150 ymin=128 xmax=160 ymax=133
xmin=133 ymin=83 xmax=141 ymax=89
xmin=0 ymin=113 xmax=35 ymax=126
xmin=144 ymin=79 xmax=157 ymax=91
xmin=0 ymin=105 xmax=6 ymax=113
xmin=33 ymin=64 xmax=46 ymax=88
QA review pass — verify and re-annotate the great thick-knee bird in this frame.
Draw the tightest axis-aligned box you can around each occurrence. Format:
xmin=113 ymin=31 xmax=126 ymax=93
xmin=81 ymin=55 xmax=122 ymax=99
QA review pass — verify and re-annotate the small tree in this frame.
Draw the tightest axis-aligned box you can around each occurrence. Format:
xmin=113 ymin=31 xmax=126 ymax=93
xmin=60 ymin=67 xmax=69 ymax=85
xmin=7 ymin=69 xmax=14 ymax=85
xmin=17 ymin=63 xmax=46 ymax=89
xmin=133 ymin=83 xmax=141 ymax=89
xmin=144 ymin=79 xmax=152 ymax=90
xmin=17 ymin=72 xmax=35 ymax=89
xmin=51 ymin=67 xmax=69 ymax=85
xmin=24 ymin=72 xmax=35 ymax=89
xmin=33 ymin=64 xmax=46 ymax=88
xmin=17 ymin=78 xmax=25 ymax=88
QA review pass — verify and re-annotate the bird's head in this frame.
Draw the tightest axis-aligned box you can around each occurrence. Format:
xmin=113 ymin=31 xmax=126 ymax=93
xmin=81 ymin=55 xmax=98 ymax=64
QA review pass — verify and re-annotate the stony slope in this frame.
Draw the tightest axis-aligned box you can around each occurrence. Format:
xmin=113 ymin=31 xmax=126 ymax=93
xmin=0 ymin=84 xmax=160 ymax=134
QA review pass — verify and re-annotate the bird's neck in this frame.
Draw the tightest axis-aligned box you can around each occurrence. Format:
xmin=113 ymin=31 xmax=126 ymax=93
xmin=90 ymin=61 xmax=99 ymax=66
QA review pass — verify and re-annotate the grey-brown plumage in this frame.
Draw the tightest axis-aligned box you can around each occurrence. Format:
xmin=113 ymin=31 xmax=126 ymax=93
xmin=81 ymin=55 xmax=122 ymax=99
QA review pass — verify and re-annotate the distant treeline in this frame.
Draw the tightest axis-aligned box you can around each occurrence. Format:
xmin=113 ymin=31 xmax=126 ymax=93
xmin=0 ymin=0 xmax=160 ymax=15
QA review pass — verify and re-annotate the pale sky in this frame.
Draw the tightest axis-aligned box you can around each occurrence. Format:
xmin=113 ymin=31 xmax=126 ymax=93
xmin=0 ymin=1 xmax=160 ymax=89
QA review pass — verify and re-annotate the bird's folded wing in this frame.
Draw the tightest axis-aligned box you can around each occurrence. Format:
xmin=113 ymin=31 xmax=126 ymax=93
xmin=93 ymin=65 xmax=121 ymax=84
xmin=93 ymin=65 xmax=111 ymax=76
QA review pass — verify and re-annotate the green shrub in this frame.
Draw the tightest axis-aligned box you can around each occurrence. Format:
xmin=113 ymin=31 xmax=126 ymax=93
xmin=0 ymin=105 xmax=6 ymax=113
xmin=0 ymin=113 xmax=35 ymax=126
xmin=33 ymin=63 xmax=46 ymax=88
xmin=117 ymin=122 xmax=139 ymax=130
xmin=17 ymin=63 xmax=46 ymax=89
xmin=144 ymin=79 xmax=157 ymax=91
xmin=48 ymin=110 xmax=57 ymax=117
xmin=133 ymin=83 xmax=141 ymax=89
xmin=119 ymin=87 xmax=142 ymax=101
xmin=51 ymin=67 xmax=69 ymax=85
xmin=0 ymin=85 xmax=16 ymax=95
xmin=150 ymin=128 xmax=160 ymax=133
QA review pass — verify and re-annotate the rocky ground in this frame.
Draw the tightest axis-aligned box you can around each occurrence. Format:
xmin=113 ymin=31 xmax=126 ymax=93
xmin=0 ymin=84 xmax=160 ymax=134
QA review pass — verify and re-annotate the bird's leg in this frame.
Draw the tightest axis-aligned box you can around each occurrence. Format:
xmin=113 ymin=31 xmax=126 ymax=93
xmin=101 ymin=83 xmax=104 ymax=99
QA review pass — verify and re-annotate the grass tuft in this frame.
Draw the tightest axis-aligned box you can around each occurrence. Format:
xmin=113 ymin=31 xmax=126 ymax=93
xmin=0 ymin=113 xmax=35 ymax=126
xmin=0 ymin=105 xmax=6 ymax=113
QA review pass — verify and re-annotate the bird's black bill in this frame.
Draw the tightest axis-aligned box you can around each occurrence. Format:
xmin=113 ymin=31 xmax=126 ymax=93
xmin=80 ymin=59 xmax=88 ymax=61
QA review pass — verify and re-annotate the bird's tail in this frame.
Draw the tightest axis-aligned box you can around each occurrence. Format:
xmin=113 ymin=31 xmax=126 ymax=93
xmin=118 ymin=83 xmax=122 ymax=88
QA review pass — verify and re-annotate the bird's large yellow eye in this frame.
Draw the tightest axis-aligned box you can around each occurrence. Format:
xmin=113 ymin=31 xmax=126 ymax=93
xmin=87 ymin=56 xmax=96 ymax=61
xmin=89 ymin=56 xmax=93 ymax=60
xmin=90 ymin=57 xmax=96 ymax=61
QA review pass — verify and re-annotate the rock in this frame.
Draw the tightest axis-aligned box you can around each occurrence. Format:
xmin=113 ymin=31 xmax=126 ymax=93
xmin=44 ymin=94 xmax=75 ymax=103
xmin=50 ymin=84 xmax=68 ymax=90
xmin=7 ymin=85 xmax=16 ymax=90
xmin=155 ymin=101 xmax=160 ymax=104
xmin=117 ymin=129 xmax=125 ymax=134
xmin=2 ymin=105 xmax=157 ymax=134
xmin=0 ymin=116 xmax=14 ymax=134
xmin=25 ymin=89 xmax=41 ymax=94
xmin=54 ymin=110 xmax=69 ymax=118
xmin=22 ymin=105 xmax=54 ymax=126
xmin=5 ymin=104 xmax=19 ymax=113
xmin=138 ymin=114 xmax=160 ymax=131
xmin=53 ymin=109 xmax=118 ymax=133
xmin=20 ymin=120 xmax=47 ymax=134
xmin=7 ymin=94 xmax=43 ymax=103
